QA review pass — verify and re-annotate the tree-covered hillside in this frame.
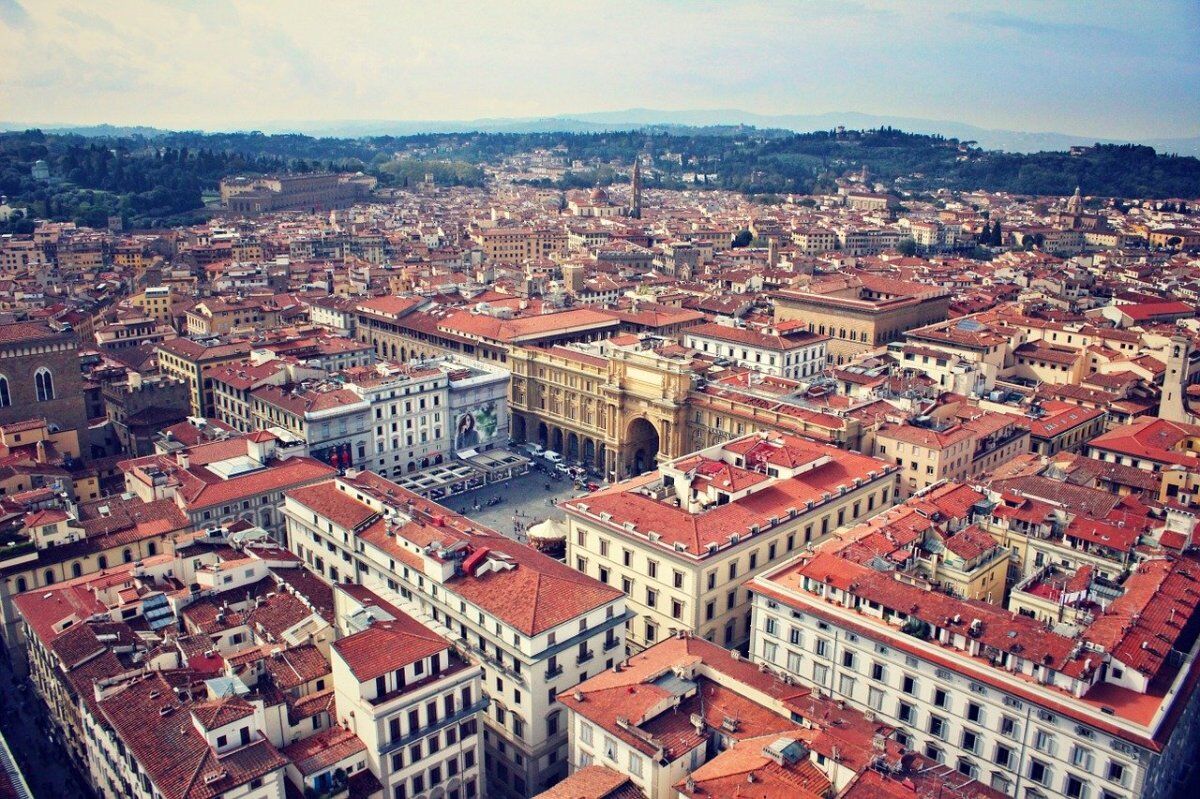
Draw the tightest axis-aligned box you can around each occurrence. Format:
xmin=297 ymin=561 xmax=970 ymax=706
xmin=1 ymin=126 xmax=1196 ymax=233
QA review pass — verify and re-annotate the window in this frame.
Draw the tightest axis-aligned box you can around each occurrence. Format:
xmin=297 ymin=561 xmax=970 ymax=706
xmin=604 ymin=737 xmax=618 ymax=761
xmin=1029 ymin=759 xmax=1049 ymax=786
xmin=871 ymin=662 xmax=886 ymax=681
xmin=34 ymin=368 xmax=54 ymax=402
xmin=838 ymin=674 xmax=856 ymax=697
xmin=1072 ymin=746 xmax=1094 ymax=771
xmin=1033 ymin=730 xmax=1056 ymax=755
xmin=928 ymin=715 xmax=947 ymax=739
xmin=897 ymin=701 xmax=915 ymax=724
xmin=966 ymin=702 xmax=983 ymax=723
xmin=812 ymin=663 xmax=829 ymax=686
xmin=867 ymin=687 xmax=884 ymax=711
xmin=933 ymin=688 xmax=948 ymax=708
xmin=1000 ymin=715 xmax=1019 ymax=738
xmin=1065 ymin=775 xmax=1087 ymax=799
xmin=994 ymin=744 xmax=1013 ymax=769
xmin=1106 ymin=762 xmax=1125 ymax=785
xmin=580 ymin=722 xmax=593 ymax=746
xmin=902 ymin=675 xmax=917 ymax=695
xmin=628 ymin=752 xmax=643 ymax=777
xmin=961 ymin=730 xmax=979 ymax=753
xmin=0 ymin=376 xmax=8 ymax=407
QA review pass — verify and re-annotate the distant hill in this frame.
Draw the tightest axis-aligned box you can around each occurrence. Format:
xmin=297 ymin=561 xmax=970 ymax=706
xmin=4 ymin=111 xmax=1197 ymax=155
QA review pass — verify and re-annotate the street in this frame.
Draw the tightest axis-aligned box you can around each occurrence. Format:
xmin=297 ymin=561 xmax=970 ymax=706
xmin=0 ymin=654 xmax=95 ymax=799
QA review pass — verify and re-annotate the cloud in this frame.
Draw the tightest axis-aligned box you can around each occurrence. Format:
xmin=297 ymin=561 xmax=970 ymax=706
xmin=952 ymin=9 xmax=1117 ymax=37
xmin=0 ymin=0 xmax=29 ymax=29
xmin=0 ymin=0 xmax=1195 ymax=140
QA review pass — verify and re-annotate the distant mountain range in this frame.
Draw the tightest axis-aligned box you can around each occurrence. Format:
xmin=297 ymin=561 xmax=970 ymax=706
xmin=3 ymin=109 xmax=1198 ymax=156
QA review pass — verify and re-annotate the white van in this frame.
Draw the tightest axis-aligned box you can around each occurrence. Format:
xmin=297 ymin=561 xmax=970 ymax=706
xmin=543 ymin=450 xmax=564 ymax=465
xmin=525 ymin=443 xmax=545 ymax=457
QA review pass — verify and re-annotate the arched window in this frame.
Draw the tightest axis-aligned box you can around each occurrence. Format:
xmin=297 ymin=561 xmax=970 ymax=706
xmin=97 ymin=555 xmax=108 ymax=570
xmin=34 ymin=368 xmax=54 ymax=402
xmin=71 ymin=562 xmax=82 ymax=578
xmin=43 ymin=570 xmax=55 ymax=585
xmin=16 ymin=577 xmax=27 ymax=593
xmin=0 ymin=375 xmax=9 ymax=407
xmin=146 ymin=542 xmax=157 ymax=556
xmin=123 ymin=548 xmax=133 ymax=563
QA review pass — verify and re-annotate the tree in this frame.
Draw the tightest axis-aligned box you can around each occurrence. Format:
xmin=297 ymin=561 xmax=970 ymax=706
xmin=732 ymin=229 xmax=753 ymax=248
xmin=897 ymin=238 xmax=918 ymax=256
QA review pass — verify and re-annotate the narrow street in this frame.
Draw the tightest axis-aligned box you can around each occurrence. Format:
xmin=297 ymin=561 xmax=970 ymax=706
xmin=0 ymin=654 xmax=96 ymax=799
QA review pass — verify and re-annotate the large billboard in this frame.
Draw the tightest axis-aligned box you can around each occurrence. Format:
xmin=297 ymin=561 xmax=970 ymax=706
xmin=454 ymin=402 xmax=502 ymax=452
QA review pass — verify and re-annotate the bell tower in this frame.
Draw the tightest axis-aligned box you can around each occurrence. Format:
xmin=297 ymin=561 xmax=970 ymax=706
xmin=630 ymin=159 xmax=642 ymax=219
xmin=1160 ymin=333 xmax=1196 ymax=424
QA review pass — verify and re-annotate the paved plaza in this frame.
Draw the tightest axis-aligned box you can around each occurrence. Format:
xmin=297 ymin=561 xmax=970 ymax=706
xmin=447 ymin=468 xmax=584 ymax=542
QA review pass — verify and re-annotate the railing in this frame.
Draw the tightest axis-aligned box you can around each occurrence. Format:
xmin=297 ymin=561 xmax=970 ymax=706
xmin=575 ymin=649 xmax=594 ymax=665
xmin=544 ymin=664 xmax=563 ymax=680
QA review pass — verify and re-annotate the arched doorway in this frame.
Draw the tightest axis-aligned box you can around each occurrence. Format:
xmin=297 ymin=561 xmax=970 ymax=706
xmin=537 ymin=422 xmax=549 ymax=448
xmin=512 ymin=414 xmax=527 ymax=443
xmin=625 ymin=418 xmax=660 ymax=476
xmin=550 ymin=427 xmax=564 ymax=454
xmin=566 ymin=432 xmax=579 ymax=462
xmin=583 ymin=438 xmax=596 ymax=466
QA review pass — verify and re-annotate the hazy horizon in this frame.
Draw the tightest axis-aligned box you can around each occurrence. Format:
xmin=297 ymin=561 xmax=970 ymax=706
xmin=1 ymin=0 xmax=1197 ymax=141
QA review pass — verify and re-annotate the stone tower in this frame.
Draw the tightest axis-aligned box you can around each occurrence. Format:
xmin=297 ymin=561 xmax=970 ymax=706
xmin=630 ymin=159 xmax=642 ymax=219
xmin=1159 ymin=333 xmax=1196 ymax=424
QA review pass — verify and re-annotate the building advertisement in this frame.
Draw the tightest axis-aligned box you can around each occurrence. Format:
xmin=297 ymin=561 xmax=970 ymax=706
xmin=454 ymin=401 xmax=503 ymax=453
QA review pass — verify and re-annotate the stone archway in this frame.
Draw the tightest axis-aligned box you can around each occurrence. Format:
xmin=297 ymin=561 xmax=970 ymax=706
xmin=512 ymin=414 xmax=527 ymax=444
xmin=566 ymin=432 xmax=579 ymax=462
xmin=537 ymin=422 xmax=549 ymax=448
xmin=583 ymin=438 xmax=596 ymax=466
xmin=550 ymin=427 xmax=564 ymax=454
xmin=625 ymin=417 xmax=660 ymax=476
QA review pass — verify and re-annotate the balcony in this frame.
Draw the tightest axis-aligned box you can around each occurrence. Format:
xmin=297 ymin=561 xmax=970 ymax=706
xmin=544 ymin=664 xmax=563 ymax=680
xmin=575 ymin=649 xmax=594 ymax=666
xmin=602 ymin=637 xmax=621 ymax=653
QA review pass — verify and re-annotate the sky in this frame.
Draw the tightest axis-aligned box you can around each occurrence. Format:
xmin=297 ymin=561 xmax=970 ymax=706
xmin=0 ymin=0 xmax=1197 ymax=140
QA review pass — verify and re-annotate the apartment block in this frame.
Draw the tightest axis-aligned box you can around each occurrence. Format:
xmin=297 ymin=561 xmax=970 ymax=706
xmin=562 ymin=432 xmax=898 ymax=653
xmin=281 ymin=470 xmax=628 ymax=798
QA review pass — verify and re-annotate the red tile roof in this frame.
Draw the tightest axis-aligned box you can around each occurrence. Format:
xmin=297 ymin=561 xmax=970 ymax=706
xmin=332 ymin=613 xmax=447 ymax=682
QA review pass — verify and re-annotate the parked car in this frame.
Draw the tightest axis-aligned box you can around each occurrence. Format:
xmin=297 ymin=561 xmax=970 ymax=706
xmin=543 ymin=450 xmax=564 ymax=465
xmin=555 ymin=462 xmax=572 ymax=475
xmin=525 ymin=443 xmax=545 ymax=457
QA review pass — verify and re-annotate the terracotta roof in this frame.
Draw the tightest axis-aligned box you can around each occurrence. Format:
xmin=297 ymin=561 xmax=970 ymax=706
xmin=98 ymin=674 xmax=288 ymax=799
xmin=331 ymin=613 xmax=448 ymax=682
xmin=533 ymin=766 xmax=642 ymax=799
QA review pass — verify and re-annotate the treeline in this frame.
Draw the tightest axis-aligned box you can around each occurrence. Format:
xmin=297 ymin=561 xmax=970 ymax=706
xmin=2 ymin=126 xmax=1197 ymax=234
xmin=0 ymin=130 xmax=302 ymax=230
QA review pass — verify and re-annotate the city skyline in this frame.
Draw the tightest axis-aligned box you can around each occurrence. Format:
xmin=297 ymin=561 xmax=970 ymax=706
xmin=1 ymin=0 xmax=1197 ymax=141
